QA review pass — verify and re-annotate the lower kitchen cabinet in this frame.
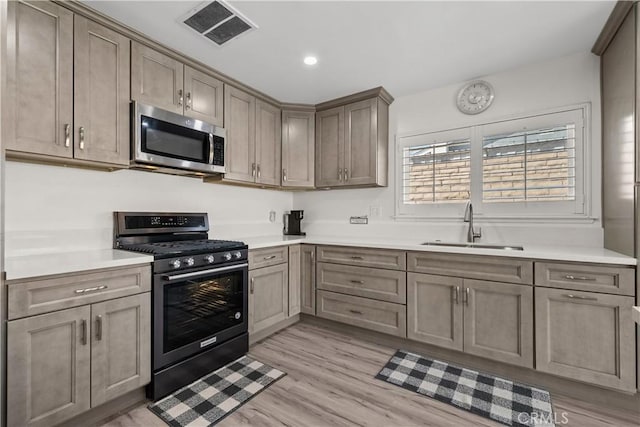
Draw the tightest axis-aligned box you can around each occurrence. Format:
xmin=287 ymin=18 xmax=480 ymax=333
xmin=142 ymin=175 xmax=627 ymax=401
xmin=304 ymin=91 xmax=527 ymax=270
xmin=7 ymin=306 xmax=91 ymax=427
xmin=7 ymin=293 xmax=151 ymax=427
xmin=288 ymin=245 xmax=301 ymax=316
xmin=300 ymin=245 xmax=316 ymax=314
xmin=249 ymin=262 xmax=289 ymax=334
xmin=407 ymin=273 xmax=533 ymax=368
xmin=535 ymin=287 xmax=636 ymax=392
xmin=91 ymin=293 xmax=151 ymax=407
xmin=407 ymin=273 xmax=463 ymax=351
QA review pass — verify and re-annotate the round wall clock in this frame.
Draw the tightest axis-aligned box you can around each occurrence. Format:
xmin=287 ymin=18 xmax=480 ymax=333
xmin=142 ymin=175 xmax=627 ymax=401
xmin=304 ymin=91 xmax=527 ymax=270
xmin=456 ymin=80 xmax=494 ymax=115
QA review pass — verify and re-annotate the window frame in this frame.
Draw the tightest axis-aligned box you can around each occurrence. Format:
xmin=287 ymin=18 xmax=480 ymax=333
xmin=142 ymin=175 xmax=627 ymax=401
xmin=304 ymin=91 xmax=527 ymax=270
xmin=394 ymin=104 xmax=592 ymax=222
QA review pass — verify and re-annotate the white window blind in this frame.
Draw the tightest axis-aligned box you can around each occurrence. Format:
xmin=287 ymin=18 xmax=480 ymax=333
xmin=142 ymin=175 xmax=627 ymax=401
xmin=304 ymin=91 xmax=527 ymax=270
xmin=396 ymin=106 xmax=587 ymax=219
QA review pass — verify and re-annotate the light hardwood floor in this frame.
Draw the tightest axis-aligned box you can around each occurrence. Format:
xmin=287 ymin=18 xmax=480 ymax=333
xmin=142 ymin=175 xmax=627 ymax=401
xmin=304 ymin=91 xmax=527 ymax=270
xmin=102 ymin=322 xmax=640 ymax=427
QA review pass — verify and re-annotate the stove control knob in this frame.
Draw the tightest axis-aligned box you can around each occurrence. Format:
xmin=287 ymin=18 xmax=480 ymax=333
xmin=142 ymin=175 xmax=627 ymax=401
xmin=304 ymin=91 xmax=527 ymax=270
xmin=170 ymin=259 xmax=181 ymax=269
xmin=185 ymin=257 xmax=195 ymax=267
xmin=233 ymin=251 xmax=242 ymax=259
xmin=224 ymin=252 xmax=232 ymax=261
xmin=204 ymin=255 xmax=215 ymax=264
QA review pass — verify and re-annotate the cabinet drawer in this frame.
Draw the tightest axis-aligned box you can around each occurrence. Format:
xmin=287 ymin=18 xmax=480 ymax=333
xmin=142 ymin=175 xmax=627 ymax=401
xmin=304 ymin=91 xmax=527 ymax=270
xmin=316 ymin=290 xmax=406 ymax=337
xmin=249 ymin=246 xmax=288 ymax=269
xmin=317 ymin=245 xmax=406 ymax=270
xmin=534 ymin=262 xmax=635 ymax=295
xmin=8 ymin=265 xmax=151 ymax=320
xmin=317 ymin=262 xmax=406 ymax=304
xmin=407 ymin=252 xmax=533 ymax=285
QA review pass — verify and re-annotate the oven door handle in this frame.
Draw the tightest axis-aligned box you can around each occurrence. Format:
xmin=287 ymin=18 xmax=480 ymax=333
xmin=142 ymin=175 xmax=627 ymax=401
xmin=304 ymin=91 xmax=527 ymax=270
xmin=162 ymin=263 xmax=248 ymax=281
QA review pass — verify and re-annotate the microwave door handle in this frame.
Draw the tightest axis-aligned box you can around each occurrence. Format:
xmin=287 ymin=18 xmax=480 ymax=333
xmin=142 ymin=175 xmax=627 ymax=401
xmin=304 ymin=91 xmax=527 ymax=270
xmin=208 ymin=133 xmax=214 ymax=164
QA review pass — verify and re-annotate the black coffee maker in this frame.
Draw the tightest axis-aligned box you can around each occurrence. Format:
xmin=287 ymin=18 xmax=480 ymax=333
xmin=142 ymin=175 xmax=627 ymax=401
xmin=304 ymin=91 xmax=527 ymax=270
xmin=283 ymin=210 xmax=305 ymax=236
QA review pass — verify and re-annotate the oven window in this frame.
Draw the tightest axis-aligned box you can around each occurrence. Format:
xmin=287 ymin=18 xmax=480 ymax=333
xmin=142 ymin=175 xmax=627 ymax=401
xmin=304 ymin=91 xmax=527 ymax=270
xmin=141 ymin=115 xmax=209 ymax=163
xmin=163 ymin=270 xmax=244 ymax=353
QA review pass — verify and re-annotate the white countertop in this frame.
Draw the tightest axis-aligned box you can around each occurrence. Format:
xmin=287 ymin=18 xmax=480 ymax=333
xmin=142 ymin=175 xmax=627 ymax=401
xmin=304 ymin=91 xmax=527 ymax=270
xmin=5 ymin=249 xmax=154 ymax=281
xmin=242 ymin=235 xmax=637 ymax=266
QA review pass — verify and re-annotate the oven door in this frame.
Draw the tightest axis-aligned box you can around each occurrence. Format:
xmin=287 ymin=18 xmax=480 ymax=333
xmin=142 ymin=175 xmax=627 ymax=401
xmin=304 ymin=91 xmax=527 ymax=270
xmin=153 ymin=262 xmax=248 ymax=370
xmin=133 ymin=102 xmax=225 ymax=174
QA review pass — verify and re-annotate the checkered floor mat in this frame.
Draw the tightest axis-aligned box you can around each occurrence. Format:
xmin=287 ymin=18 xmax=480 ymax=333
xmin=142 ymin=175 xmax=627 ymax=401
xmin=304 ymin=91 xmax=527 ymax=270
xmin=149 ymin=355 xmax=285 ymax=427
xmin=376 ymin=350 xmax=555 ymax=427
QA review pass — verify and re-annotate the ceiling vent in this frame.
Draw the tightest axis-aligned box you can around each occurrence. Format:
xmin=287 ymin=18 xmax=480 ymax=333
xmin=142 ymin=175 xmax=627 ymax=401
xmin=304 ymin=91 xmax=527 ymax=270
xmin=181 ymin=1 xmax=257 ymax=46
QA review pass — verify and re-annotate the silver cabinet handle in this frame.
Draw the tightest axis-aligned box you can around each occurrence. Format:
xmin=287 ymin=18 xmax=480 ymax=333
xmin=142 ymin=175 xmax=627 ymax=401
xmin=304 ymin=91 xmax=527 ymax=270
xmin=250 ymin=277 xmax=255 ymax=294
xmin=563 ymin=294 xmax=598 ymax=301
xmin=351 ymin=256 xmax=364 ymax=260
xmin=349 ymin=309 xmax=363 ymax=315
xmin=453 ymin=286 xmax=460 ymax=304
xmin=208 ymin=133 xmax=214 ymax=164
xmin=178 ymin=89 xmax=183 ymax=107
xmin=79 ymin=127 xmax=85 ymax=150
xmin=462 ymin=287 xmax=469 ymax=305
xmin=564 ymin=275 xmax=596 ymax=282
xmin=74 ymin=285 xmax=108 ymax=294
xmin=338 ymin=168 xmax=342 ymax=182
xmin=310 ymin=250 xmax=315 ymax=260
xmin=252 ymin=163 xmax=256 ymax=178
xmin=185 ymin=92 xmax=192 ymax=110
xmin=263 ymin=255 xmax=277 ymax=260
xmin=283 ymin=169 xmax=287 ymax=182
xmin=350 ymin=280 xmax=364 ymax=284
xmin=80 ymin=319 xmax=87 ymax=346
xmin=95 ymin=315 xmax=103 ymax=341
xmin=344 ymin=168 xmax=349 ymax=182
xmin=257 ymin=164 xmax=261 ymax=179
xmin=64 ymin=124 xmax=70 ymax=147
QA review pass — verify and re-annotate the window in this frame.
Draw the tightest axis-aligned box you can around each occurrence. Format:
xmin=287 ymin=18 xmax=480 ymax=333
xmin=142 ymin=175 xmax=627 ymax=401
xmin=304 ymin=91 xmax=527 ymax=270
xmin=396 ymin=107 xmax=587 ymax=219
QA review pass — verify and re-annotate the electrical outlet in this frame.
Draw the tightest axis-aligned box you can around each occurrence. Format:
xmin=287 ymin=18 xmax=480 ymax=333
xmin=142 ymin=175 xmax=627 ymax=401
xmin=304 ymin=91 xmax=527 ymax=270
xmin=269 ymin=211 xmax=276 ymax=222
xmin=350 ymin=216 xmax=368 ymax=225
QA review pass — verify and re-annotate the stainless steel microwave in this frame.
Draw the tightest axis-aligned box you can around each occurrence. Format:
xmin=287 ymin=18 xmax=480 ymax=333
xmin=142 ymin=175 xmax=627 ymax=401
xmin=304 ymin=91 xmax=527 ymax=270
xmin=132 ymin=102 xmax=225 ymax=174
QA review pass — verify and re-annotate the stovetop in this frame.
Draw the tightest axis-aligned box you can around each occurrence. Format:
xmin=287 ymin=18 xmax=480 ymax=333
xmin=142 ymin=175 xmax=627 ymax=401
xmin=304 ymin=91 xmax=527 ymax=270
xmin=118 ymin=239 xmax=246 ymax=258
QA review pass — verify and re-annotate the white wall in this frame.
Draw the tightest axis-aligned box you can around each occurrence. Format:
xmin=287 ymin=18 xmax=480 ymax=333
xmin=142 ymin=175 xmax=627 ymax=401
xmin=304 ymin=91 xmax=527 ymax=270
xmin=5 ymin=163 xmax=293 ymax=255
xmin=293 ymin=52 xmax=604 ymax=247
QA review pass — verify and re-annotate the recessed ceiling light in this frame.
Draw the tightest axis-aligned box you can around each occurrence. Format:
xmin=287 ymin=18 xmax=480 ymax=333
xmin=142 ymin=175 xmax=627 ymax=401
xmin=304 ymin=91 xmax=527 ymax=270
xmin=303 ymin=56 xmax=318 ymax=66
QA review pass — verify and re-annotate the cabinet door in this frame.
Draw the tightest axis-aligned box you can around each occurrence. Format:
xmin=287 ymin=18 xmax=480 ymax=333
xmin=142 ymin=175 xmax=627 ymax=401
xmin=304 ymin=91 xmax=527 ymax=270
xmin=316 ymin=106 xmax=345 ymax=187
xmin=73 ymin=16 xmax=130 ymax=166
xmin=91 ymin=293 xmax=151 ymax=407
xmin=131 ymin=41 xmax=183 ymax=114
xmin=407 ymin=273 xmax=463 ymax=350
xmin=7 ymin=306 xmax=91 ymax=427
xmin=224 ymin=85 xmax=256 ymax=182
xmin=249 ymin=263 xmax=288 ymax=334
xmin=183 ymin=66 xmax=223 ymax=126
xmin=288 ymin=245 xmax=301 ymax=316
xmin=255 ymin=100 xmax=282 ymax=186
xmin=282 ymin=110 xmax=315 ymax=188
xmin=463 ymin=280 xmax=533 ymax=368
xmin=6 ymin=0 xmax=73 ymax=158
xmin=344 ymin=98 xmax=378 ymax=185
xmin=301 ymin=245 xmax=316 ymax=314
xmin=535 ymin=288 xmax=636 ymax=392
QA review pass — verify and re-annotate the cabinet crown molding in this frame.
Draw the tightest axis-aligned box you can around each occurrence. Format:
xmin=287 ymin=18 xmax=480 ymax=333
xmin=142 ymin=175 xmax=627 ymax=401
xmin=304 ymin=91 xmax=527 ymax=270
xmin=315 ymin=87 xmax=394 ymax=111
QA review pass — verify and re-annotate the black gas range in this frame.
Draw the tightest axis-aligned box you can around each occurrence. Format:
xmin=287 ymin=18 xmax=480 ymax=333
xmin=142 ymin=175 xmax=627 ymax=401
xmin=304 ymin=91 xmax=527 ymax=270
xmin=114 ymin=212 xmax=249 ymax=400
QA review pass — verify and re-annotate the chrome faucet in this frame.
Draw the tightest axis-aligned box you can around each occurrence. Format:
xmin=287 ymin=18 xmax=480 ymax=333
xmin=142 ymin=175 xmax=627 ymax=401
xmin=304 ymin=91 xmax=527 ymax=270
xmin=463 ymin=201 xmax=482 ymax=243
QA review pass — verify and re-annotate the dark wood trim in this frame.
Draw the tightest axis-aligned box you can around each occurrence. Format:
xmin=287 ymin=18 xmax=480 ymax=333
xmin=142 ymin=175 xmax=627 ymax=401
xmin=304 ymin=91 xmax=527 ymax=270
xmin=316 ymin=86 xmax=394 ymax=111
xmin=592 ymin=1 xmax=636 ymax=55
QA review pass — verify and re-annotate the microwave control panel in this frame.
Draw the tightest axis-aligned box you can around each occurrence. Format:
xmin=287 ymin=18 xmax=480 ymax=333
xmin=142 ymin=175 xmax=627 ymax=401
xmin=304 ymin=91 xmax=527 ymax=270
xmin=213 ymin=135 xmax=225 ymax=166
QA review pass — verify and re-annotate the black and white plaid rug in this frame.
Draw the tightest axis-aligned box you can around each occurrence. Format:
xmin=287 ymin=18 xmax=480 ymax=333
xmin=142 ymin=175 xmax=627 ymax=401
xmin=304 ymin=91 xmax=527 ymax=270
xmin=149 ymin=355 xmax=285 ymax=427
xmin=376 ymin=350 xmax=554 ymax=427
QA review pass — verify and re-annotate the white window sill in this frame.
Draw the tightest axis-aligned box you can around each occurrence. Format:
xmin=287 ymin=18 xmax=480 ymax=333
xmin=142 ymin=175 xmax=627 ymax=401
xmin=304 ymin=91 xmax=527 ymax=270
xmin=392 ymin=215 xmax=599 ymax=225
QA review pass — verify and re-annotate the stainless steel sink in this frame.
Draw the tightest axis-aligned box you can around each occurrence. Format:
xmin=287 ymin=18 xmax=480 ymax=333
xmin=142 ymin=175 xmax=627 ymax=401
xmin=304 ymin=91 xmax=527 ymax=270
xmin=421 ymin=242 xmax=524 ymax=251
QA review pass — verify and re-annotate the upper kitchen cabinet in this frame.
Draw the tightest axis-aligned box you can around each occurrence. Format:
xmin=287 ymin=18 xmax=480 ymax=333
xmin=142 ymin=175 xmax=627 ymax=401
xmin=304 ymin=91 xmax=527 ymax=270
xmin=6 ymin=1 xmax=73 ymax=159
xmin=6 ymin=1 xmax=130 ymax=167
xmin=209 ymin=85 xmax=281 ymax=187
xmin=131 ymin=42 xmax=224 ymax=127
xmin=282 ymin=108 xmax=315 ymax=188
xmin=315 ymin=87 xmax=393 ymax=189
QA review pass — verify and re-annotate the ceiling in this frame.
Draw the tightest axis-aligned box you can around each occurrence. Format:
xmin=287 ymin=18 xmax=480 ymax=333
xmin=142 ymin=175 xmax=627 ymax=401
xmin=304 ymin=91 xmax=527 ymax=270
xmin=83 ymin=1 xmax=615 ymax=104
